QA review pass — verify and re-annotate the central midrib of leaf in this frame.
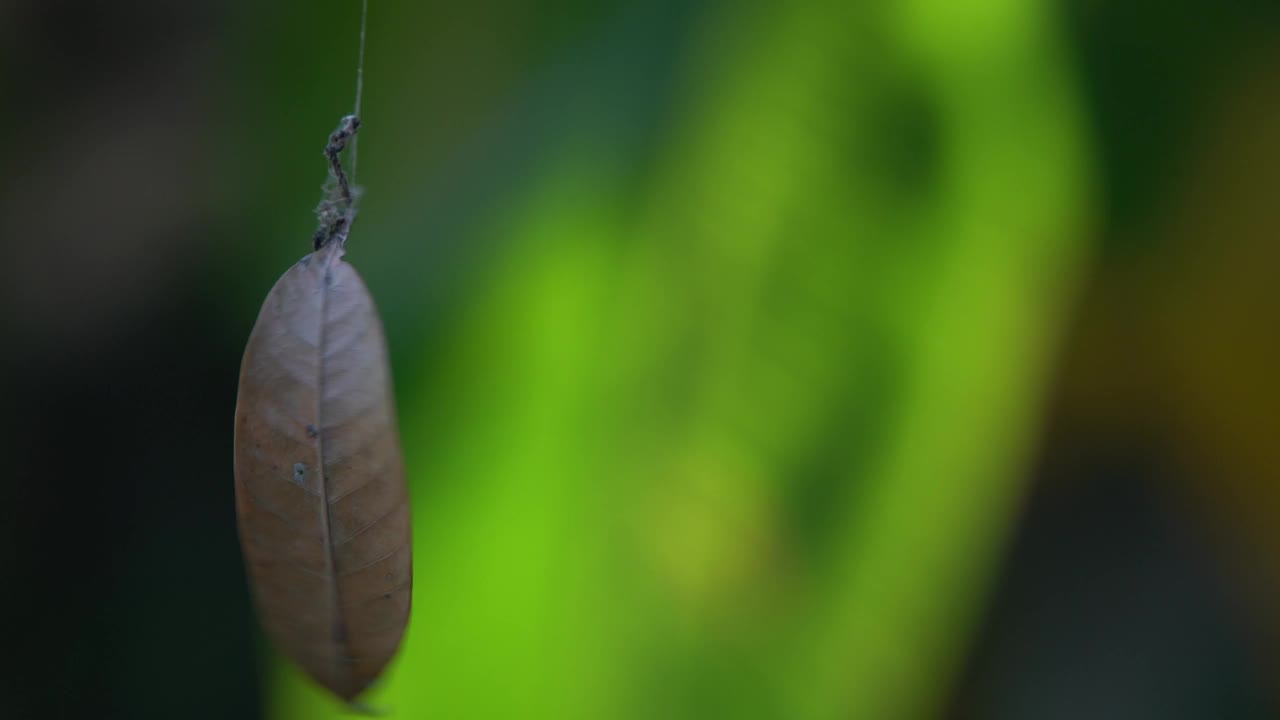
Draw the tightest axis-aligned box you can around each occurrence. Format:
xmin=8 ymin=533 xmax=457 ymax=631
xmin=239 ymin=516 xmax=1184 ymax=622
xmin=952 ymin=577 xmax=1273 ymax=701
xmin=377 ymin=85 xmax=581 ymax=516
xmin=314 ymin=249 xmax=351 ymax=677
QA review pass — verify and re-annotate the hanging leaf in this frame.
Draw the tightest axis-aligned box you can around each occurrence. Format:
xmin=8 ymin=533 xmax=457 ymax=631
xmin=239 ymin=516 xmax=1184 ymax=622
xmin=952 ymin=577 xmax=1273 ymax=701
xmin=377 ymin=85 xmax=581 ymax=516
xmin=233 ymin=237 xmax=411 ymax=702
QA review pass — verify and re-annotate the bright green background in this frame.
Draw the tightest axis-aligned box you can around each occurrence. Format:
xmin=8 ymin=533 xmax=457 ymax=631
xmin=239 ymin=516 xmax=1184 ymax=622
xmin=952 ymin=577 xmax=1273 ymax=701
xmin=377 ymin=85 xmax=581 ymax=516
xmin=227 ymin=1 xmax=1090 ymax=717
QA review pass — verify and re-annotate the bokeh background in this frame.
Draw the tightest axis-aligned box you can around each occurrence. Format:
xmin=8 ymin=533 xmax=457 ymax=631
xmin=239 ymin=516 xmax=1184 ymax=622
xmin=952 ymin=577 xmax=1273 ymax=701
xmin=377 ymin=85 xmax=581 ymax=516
xmin=1 ymin=1 xmax=1278 ymax=718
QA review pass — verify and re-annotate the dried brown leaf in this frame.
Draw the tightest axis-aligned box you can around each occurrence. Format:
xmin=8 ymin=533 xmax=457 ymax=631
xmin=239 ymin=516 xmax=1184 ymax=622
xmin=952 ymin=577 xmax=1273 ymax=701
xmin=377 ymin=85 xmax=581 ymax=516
xmin=233 ymin=240 xmax=410 ymax=701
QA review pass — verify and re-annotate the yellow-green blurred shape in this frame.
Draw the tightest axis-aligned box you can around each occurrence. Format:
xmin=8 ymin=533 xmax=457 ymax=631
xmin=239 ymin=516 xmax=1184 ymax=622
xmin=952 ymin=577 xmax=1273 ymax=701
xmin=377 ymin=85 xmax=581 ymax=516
xmin=268 ymin=0 xmax=1091 ymax=717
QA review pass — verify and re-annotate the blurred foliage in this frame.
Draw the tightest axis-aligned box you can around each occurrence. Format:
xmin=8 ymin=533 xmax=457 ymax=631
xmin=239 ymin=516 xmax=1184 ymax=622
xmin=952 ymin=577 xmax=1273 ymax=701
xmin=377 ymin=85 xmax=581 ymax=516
xmin=13 ymin=0 xmax=1280 ymax=717
xmin=222 ymin=1 xmax=1091 ymax=718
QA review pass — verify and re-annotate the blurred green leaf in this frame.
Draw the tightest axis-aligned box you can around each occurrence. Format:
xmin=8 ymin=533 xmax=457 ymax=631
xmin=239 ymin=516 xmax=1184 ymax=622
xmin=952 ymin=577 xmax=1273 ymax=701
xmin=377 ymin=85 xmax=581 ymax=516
xmin=253 ymin=1 xmax=1091 ymax=718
